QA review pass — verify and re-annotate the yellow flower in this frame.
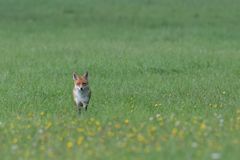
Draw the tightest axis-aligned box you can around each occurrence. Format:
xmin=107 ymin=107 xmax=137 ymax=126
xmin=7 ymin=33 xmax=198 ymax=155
xmin=97 ymin=126 xmax=102 ymax=132
xmin=28 ymin=112 xmax=33 ymax=118
xmin=107 ymin=131 xmax=114 ymax=137
xmin=87 ymin=131 xmax=95 ymax=137
xmin=148 ymin=126 xmax=157 ymax=135
xmin=155 ymin=144 xmax=161 ymax=151
xmin=114 ymin=123 xmax=121 ymax=129
xmin=77 ymin=136 xmax=84 ymax=145
xmin=40 ymin=112 xmax=45 ymax=116
xmin=200 ymin=122 xmax=206 ymax=130
xmin=178 ymin=130 xmax=184 ymax=140
xmin=127 ymin=133 xmax=135 ymax=138
xmin=95 ymin=121 xmax=101 ymax=127
xmin=66 ymin=141 xmax=73 ymax=149
xmin=16 ymin=115 xmax=21 ymax=120
xmin=40 ymin=145 xmax=45 ymax=151
xmin=137 ymin=134 xmax=146 ymax=144
xmin=77 ymin=128 xmax=84 ymax=132
xmin=237 ymin=109 xmax=240 ymax=114
xmin=124 ymin=119 xmax=129 ymax=125
xmin=45 ymin=121 xmax=52 ymax=129
xmin=171 ymin=128 xmax=178 ymax=137
xmin=12 ymin=138 xmax=18 ymax=144
xmin=10 ymin=123 xmax=15 ymax=129
xmin=192 ymin=117 xmax=198 ymax=124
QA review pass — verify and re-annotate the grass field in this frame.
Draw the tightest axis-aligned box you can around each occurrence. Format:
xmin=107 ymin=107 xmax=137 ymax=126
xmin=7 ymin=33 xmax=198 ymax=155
xmin=0 ymin=0 xmax=240 ymax=159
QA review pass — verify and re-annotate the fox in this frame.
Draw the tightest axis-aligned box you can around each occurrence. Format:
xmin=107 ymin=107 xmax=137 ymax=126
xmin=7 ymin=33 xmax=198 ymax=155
xmin=72 ymin=71 xmax=91 ymax=113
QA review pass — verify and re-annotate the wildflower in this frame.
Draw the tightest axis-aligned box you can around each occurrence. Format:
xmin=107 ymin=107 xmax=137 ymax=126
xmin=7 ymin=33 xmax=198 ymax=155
xmin=200 ymin=122 xmax=206 ymax=130
xmin=149 ymin=117 xmax=154 ymax=121
xmin=178 ymin=130 xmax=184 ymax=139
xmin=154 ymin=103 xmax=161 ymax=107
xmin=11 ymin=145 xmax=18 ymax=151
xmin=97 ymin=126 xmax=102 ymax=132
xmin=155 ymin=144 xmax=161 ymax=151
xmin=124 ymin=119 xmax=129 ymax=125
xmin=87 ymin=131 xmax=95 ymax=137
xmin=45 ymin=121 xmax=52 ymax=129
xmin=127 ymin=133 xmax=135 ymax=138
xmin=114 ymin=123 xmax=121 ymax=129
xmin=237 ymin=109 xmax=240 ymax=115
xmin=156 ymin=114 xmax=161 ymax=118
xmin=107 ymin=131 xmax=114 ymax=137
xmin=192 ymin=117 xmax=198 ymax=124
xmin=95 ymin=121 xmax=101 ymax=127
xmin=12 ymin=138 xmax=18 ymax=144
xmin=219 ymin=118 xmax=224 ymax=127
xmin=77 ymin=136 xmax=84 ymax=145
xmin=148 ymin=126 xmax=157 ymax=135
xmin=158 ymin=116 xmax=164 ymax=126
xmin=38 ymin=128 xmax=43 ymax=134
xmin=211 ymin=152 xmax=221 ymax=160
xmin=16 ymin=115 xmax=21 ymax=120
xmin=40 ymin=145 xmax=45 ymax=151
xmin=26 ymin=124 xmax=31 ymax=129
xmin=66 ymin=141 xmax=73 ymax=149
xmin=171 ymin=128 xmax=178 ymax=137
xmin=77 ymin=127 xmax=84 ymax=132
xmin=28 ymin=112 xmax=33 ymax=118
xmin=25 ymin=150 xmax=30 ymax=158
xmin=191 ymin=142 xmax=198 ymax=148
xmin=137 ymin=134 xmax=146 ymax=144
xmin=40 ymin=112 xmax=45 ymax=116
xmin=175 ymin=121 xmax=180 ymax=127
xmin=144 ymin=147 xmax=150 ymax=153
xmin=10 ymin=123 xmax=15 ymax=129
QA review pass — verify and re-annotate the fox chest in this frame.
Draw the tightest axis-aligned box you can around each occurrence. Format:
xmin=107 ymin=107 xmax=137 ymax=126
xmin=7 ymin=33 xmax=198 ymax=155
xmin=73 ymin=90 xmax=90 ymax=105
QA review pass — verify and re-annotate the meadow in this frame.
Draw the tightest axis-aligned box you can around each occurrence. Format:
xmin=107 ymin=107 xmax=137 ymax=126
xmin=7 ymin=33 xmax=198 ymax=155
xmin=0 ymin=0 xmax=240 ymax=159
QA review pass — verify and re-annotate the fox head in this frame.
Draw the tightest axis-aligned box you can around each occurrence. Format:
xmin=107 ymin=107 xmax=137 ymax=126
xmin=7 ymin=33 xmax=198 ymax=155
xmin=73 ymin=71 xmax=89 ymax=91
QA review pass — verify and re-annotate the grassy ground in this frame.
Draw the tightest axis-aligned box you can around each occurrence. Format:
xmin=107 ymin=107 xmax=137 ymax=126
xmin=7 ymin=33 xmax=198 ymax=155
xmin=0 ymin=0 xmax=240 ymax=159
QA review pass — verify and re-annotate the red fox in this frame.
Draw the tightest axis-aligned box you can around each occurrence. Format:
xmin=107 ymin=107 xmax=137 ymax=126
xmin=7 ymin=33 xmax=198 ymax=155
xmin=72 ymin=71 xmax=91 ymax=113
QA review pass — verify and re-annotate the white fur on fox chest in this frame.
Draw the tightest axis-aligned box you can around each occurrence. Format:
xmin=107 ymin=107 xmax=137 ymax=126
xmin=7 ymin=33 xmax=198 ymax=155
xmin=73 ymin=88 xmax=90 ymax=106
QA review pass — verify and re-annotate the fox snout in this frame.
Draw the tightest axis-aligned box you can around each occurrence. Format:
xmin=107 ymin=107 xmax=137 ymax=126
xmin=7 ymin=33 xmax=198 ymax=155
xmin=76 ymin=85 xmax=84 ymax=91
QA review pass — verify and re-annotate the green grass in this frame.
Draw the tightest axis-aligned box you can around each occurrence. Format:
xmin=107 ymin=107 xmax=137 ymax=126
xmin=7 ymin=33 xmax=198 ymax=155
xmin=0 ymin=0 xmax=240 ymax=159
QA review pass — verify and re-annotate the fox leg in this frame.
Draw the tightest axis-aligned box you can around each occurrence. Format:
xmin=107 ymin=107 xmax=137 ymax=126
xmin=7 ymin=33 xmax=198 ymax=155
xmin=83 ymin=104 xmax=88 ymax=111
xmin=77 ymin=102 xmax=83 ymax=114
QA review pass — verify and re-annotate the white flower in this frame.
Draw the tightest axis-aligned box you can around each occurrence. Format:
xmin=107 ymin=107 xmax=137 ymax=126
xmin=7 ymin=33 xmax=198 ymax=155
xmin=38 ymin=128 xmax=43 ymax=134
xmin=211 ymin=152 xmax=221 ymax=160
xmin=175 ymin=121 xmax=180 ymax=126
xmin=191 ymin=142 xmax=198 ymax=148
xmin=11 ymin=145 xmax=18 ymax=151
xmin=149 ymin=117 xmax=154 ymax=121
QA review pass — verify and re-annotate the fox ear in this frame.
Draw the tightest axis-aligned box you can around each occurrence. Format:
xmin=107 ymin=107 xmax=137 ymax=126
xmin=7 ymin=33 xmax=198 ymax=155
xmin=73 ymin=72 xmax=78 ymax=80
xmin=83 ymin=71 xmax=88 ymax=80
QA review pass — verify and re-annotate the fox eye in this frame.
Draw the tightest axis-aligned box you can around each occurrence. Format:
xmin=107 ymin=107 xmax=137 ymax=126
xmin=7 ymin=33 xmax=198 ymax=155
xmin=82 ymin=82 xmax=87 ymax=85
